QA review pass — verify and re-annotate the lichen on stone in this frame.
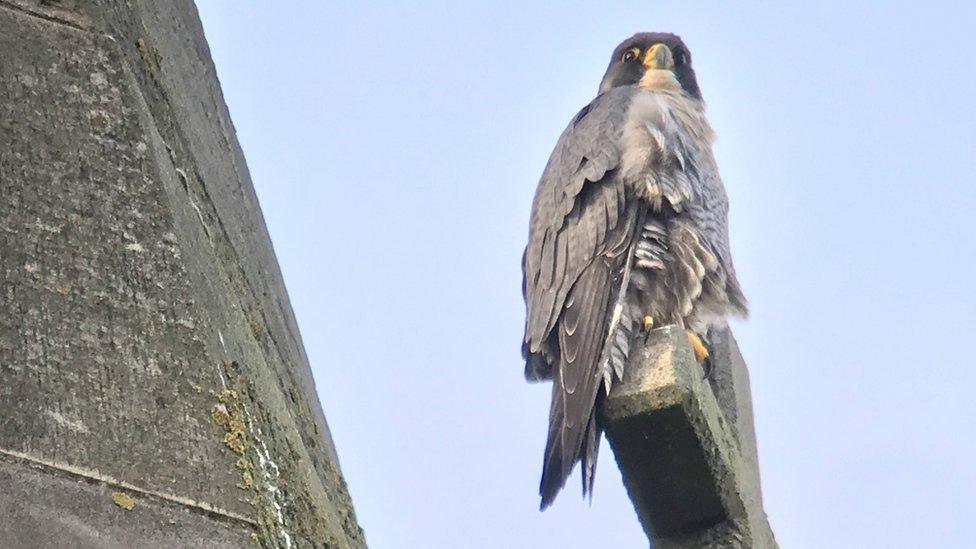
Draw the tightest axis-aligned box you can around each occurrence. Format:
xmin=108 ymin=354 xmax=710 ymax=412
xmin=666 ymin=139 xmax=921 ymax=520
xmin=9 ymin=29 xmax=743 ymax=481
xmin=218 ymin=388 xmax=239 ymax=403
xmin=111 ymin=491 xmax=136 ymax=511
xmin=212 ymin=401 xmax=247 ymax=455
xmin=224 ymin=429 xmax=246 ymax=455
xmin=135 ymin=37 xmax=162 ymax=73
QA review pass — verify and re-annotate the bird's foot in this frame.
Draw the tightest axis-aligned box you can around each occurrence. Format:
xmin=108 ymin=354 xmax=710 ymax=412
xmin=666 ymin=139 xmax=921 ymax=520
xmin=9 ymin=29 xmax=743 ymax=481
xmin=642 ymin=315 xmax=654 ymax=332
xmin=686 ymin=330 xmax=709 ymax=364
xmin=685 ymin=330 xmax=716 ymax=379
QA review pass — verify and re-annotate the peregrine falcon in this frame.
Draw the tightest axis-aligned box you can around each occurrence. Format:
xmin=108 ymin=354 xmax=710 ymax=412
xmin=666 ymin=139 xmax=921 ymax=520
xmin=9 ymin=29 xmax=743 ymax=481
xmin=522 ymin=33 xmax=748 ymax=509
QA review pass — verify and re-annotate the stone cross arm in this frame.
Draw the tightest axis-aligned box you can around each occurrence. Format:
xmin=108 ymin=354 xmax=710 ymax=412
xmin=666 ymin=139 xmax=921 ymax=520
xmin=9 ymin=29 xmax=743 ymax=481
xmin=600 ymin=326 xmax=777 ymax=548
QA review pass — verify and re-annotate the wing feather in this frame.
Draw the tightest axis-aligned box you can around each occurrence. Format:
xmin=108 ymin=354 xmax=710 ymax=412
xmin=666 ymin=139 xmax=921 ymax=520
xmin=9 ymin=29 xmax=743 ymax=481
xmin=540 ymin=259 xmax=614 ymax=507
xmin=523 ymin=90 xmax=637 ymax=356
xmin=522 ymin=88 xmax=645 ymax=507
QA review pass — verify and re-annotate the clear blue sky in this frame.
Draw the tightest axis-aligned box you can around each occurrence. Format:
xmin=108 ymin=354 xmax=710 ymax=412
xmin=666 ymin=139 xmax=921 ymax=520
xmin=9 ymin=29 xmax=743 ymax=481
xmin=197 ymin=2 xmax=976 ymax=547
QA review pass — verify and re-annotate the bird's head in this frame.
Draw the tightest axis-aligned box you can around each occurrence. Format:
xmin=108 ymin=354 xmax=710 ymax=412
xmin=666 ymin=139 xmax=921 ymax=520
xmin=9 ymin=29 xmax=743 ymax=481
xmin=598 ymin=32 xmax=701 ymax=100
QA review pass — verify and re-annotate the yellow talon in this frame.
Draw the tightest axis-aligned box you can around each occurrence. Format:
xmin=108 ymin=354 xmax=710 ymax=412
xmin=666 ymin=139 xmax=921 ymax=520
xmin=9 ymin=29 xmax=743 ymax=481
xmin=686 ymin=330 xmax=709 ymax=364
xmin=642 ymin=315 xmax=654 ymax=331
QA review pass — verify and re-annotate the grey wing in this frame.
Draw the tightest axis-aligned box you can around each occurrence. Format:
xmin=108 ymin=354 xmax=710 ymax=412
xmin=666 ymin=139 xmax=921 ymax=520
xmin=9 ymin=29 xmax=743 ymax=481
xmin=522 ymin=88 xmax=638 ymax=378
xmin=521 ymin=88 xmax=642 ymax=507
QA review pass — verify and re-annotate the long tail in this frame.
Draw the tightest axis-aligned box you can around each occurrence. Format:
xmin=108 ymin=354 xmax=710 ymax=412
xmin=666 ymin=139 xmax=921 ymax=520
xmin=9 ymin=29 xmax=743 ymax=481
xmin=539 ymin=258 xmax=639 ymax=508
xmin=539 ymin=377 xmax=607 ymax=509
xmin=538 ymin=206 xmax=646 ymax=510
xmin=538 ymin=261 xmax=611 ymax=509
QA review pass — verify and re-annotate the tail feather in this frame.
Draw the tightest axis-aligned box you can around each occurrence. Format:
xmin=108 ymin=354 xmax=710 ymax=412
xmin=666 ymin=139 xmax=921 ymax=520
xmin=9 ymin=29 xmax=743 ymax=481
xmin=539 ymin=378 xmax=606 ymax=509
xmin=538 ymin=208 xmax=647 ymax=510
xmin=539 ymin=382 xmax=568 ymax=509
xmin=538 ymin=261 xmax=613 ymax=510
xmin=581 ymin=397 xmax=603 ymax=499
xmin=539 ymin=250 xmax=620 ymax=509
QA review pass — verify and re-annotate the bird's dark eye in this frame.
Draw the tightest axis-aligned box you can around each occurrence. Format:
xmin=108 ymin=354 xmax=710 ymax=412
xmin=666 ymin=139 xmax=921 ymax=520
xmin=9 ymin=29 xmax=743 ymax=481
xmin=622 ymin=48 xmax=640 ymax=62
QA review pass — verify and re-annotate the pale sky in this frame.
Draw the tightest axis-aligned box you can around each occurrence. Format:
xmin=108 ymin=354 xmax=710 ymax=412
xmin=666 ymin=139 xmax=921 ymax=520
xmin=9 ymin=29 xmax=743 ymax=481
xmin=197 ymin=2 xmax=976 ymax=547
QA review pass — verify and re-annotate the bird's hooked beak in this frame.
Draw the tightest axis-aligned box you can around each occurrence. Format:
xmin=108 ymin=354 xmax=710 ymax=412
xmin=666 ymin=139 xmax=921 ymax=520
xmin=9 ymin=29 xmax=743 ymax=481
xmin=642 ymin=43 xmax=674 ymax=71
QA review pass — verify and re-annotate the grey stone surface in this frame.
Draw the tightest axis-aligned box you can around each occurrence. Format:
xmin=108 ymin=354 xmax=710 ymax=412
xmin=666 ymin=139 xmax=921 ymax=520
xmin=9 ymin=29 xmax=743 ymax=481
xmin=601 ymin=327 xmax=776 ymax=548
xmin=0 ymin=451 xmax=254 ymax=548
xmin=0 ymin=0 xmax=364 ymax=546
